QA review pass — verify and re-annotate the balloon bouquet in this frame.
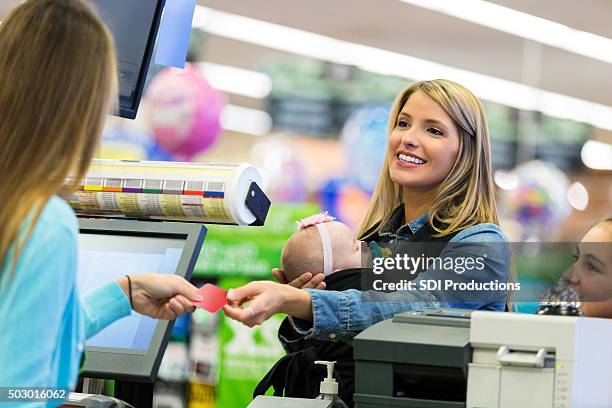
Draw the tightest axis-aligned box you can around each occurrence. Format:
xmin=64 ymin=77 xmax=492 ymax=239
xmin=145 ymin=63 xmax=225 ymax=161
xmin=498 ymin=160 xmax=571 ymax=241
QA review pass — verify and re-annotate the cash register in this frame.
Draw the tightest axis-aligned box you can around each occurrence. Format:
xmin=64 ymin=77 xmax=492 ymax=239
xmin=353 ymin=309 xmax=472 ymax=408
xmin=63 ymin=218 xmax=206 ymax=408
xmin=352 ymin=309 xmax=612 ymax=408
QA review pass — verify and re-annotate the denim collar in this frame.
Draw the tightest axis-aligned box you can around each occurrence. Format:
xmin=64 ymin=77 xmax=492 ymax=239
xmin=378 ymin=204 xmax=428 ymax=237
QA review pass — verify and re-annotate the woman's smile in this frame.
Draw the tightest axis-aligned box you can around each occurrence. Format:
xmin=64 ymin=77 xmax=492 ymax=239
xmin=396 ymin=151 xmax=428 ymax=168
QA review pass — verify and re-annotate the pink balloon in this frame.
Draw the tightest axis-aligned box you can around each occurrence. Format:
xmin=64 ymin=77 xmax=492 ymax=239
xmin=146 ymin=63 xmax=225 ymax=160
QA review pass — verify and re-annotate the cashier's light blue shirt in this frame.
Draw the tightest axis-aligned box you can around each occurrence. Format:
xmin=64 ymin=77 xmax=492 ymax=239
xmin=0 ymin=196 xmax=132 ymax=407
xmin=290 ymin=213 xmax=510 ymax=343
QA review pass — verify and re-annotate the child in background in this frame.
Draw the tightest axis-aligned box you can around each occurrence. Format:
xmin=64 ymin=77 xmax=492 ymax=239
xmin=564 ymin=218 xmax=612 ymax=318
xmin=538 ymin=218 xmax=612 ymax=317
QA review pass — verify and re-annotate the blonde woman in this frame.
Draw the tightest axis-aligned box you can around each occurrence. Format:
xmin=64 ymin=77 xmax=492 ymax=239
xmin=224 ymin=80 xmax=510 ymax=339
xmin=0 ymin=0 xmax=202 ymax=399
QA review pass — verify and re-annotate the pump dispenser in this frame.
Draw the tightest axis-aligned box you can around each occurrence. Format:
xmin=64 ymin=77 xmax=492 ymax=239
xmin=314 ymin=361 xmax=349 ymax=408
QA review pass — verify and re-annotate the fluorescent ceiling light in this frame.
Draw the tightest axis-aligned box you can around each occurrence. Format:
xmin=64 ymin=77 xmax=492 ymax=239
xmin=398 ymin=0 xmax=612 ymax=66
xmin=192 ymin=6 xmax=612 ymax=131
xmin=220 ymin=104 xmax=272 ymax=136
xmin=581 ymin=140 xmax=612 ymax=170
xmin=198 ymin=62 xmax=272 ymax=99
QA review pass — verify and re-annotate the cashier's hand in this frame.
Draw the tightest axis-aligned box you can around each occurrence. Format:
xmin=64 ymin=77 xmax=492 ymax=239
xmin=117 ymin=274 xmax=203 ymax=320
xmin=272 ymin=268 xmax=326 ymax=290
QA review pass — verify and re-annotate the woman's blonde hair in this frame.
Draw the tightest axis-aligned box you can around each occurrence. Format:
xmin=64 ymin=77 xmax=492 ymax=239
xmin=0 ymin=0 xmax=117 ymax=273
xmin=357 ymin=79 xmax=499 ymax=239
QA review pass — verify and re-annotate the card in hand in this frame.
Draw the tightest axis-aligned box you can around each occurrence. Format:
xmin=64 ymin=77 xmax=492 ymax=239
xmin=193 ymin=284 xmax=228 ymax=313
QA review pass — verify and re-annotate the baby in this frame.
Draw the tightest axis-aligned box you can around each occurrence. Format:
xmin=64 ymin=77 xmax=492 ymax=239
xmin=257 ymin=212 xmax=369 ymax=404
xmin=281 ymin=212 xmax=367 ymax=283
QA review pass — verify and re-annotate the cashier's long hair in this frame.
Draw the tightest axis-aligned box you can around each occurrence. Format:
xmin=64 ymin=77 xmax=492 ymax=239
xmin=0 ymin=0 xmax=117 ymax=274
xmin=357 ymin=80 xmax=499 ymax=239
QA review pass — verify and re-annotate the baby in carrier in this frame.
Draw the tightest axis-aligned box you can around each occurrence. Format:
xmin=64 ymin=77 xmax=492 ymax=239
xmin=254 ymin=212 xmax=374 ymax=406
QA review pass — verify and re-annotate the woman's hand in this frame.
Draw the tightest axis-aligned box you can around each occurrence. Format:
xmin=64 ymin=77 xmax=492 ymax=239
xmin=223 ymin=280 xmax=313 ymax=327
xmin=118 ymin=274 xmax=203 ymax=320
xmin=272 ymin=268 xmax=326 ymax=289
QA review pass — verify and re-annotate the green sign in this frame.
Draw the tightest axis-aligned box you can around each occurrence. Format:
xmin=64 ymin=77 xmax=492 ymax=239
xmin=215 ymin=277 xmax=286 ymax=407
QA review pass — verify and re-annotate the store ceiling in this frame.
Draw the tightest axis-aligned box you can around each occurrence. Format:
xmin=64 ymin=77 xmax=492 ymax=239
xmin=489 ymin=0 xmax=612 ymax=39
xmin=0 ymin=0 xmax=20 ymax=17
xmin=197 ymin=0 xmax=612 ymax=109
xmin=1 ymin=1 xmax=610 ymax=113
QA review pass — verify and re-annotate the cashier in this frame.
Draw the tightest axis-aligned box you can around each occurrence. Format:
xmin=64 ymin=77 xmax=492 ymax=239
xmin=224 ymin=79 xmax=511 ymax=341
xmin=0 ymin=0 xmax=202 ymax=399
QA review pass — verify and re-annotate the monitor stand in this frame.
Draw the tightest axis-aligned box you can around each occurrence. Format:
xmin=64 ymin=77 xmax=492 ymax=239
xmin=114 ymin=380 xmax=154 ymax=407
xmin=81 ymin=378 xmax=152 ymax=407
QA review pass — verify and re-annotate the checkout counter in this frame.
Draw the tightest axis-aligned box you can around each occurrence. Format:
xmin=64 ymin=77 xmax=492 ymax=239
xmin=250 ymin=308 xmax=612 ymax=407
xmin=352 ymin=309 xmax=612 ymax=408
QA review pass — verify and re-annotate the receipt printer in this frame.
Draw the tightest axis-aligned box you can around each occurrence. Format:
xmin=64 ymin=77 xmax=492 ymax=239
xmin=467 ymin=311 xmax=612 ymax=408
xmin=353 ymin=309 xmax=612 ymax=408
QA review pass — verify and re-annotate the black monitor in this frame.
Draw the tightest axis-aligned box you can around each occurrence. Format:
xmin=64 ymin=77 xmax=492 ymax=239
xmin=77 ymin=218 xmax=206 ymax=381
xmin=90 ymin=0 xmax=166 ymax=119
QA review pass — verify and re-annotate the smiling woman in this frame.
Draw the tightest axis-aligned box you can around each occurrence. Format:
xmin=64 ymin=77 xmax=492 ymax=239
xmin=224 ymin=79 xmax=508 ymax=327
xmin=223 ymin=79 xmax=510 ymax=403
xmin=359 ymin=79 xmax=498 ymax=239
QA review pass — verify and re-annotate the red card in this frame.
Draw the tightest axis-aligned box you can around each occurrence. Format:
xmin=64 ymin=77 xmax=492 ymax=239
xmin=193 ymin=284 xmax=228 ymax=313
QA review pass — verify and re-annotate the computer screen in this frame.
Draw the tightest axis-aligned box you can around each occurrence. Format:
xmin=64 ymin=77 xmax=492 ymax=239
xmin=78 ymin=233 xmax=185 ymax=351
xmin=90 ymin=0 xmax=165 ymax=119
xmin=77 ymin=219 xmax=206 ymax=381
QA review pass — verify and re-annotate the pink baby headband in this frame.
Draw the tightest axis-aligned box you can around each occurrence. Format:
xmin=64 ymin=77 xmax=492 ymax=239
xmin=297 ymin=212 xmax=336 ymax=276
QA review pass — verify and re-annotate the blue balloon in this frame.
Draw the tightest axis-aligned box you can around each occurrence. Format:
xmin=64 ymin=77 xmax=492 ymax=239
xmin=341 ymin=103 xmax=391 ymax=192
xmin=318 ymin=178 xmax=347 ymax=221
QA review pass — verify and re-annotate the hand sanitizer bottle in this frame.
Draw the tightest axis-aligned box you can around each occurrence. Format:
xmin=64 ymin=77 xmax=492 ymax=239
xmin=314 ymin=360 xmax=349 ymax=408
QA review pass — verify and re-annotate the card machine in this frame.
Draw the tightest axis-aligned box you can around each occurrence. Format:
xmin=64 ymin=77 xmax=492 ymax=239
xmin=62 ymin=392 xmax=134 ymax=408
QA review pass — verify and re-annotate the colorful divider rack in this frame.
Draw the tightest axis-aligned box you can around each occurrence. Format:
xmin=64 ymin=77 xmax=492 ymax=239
xmin=79 ymin=177 xmax=226 ymax=198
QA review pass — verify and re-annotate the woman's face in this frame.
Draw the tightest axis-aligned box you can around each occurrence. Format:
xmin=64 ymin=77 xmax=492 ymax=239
xmin=563 ymin=223 xmax=612 ymax=317
xmin=388 ymin=90 xmax=461 ymax=192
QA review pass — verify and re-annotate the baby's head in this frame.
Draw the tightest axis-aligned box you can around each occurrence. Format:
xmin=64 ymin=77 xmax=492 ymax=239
xmin=281 ymin=213 xmax=364 ymax=283
xmin=563 ymin=218 xmax=612 ymax=317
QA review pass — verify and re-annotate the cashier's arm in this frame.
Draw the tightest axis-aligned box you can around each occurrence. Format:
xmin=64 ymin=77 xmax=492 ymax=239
xmin=116 ymin=273 xmax=204 ymax=320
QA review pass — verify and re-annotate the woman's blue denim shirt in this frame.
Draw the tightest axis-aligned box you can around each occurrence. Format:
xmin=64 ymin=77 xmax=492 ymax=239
xmin=288 ymin=212 xmax=510 ymax=343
